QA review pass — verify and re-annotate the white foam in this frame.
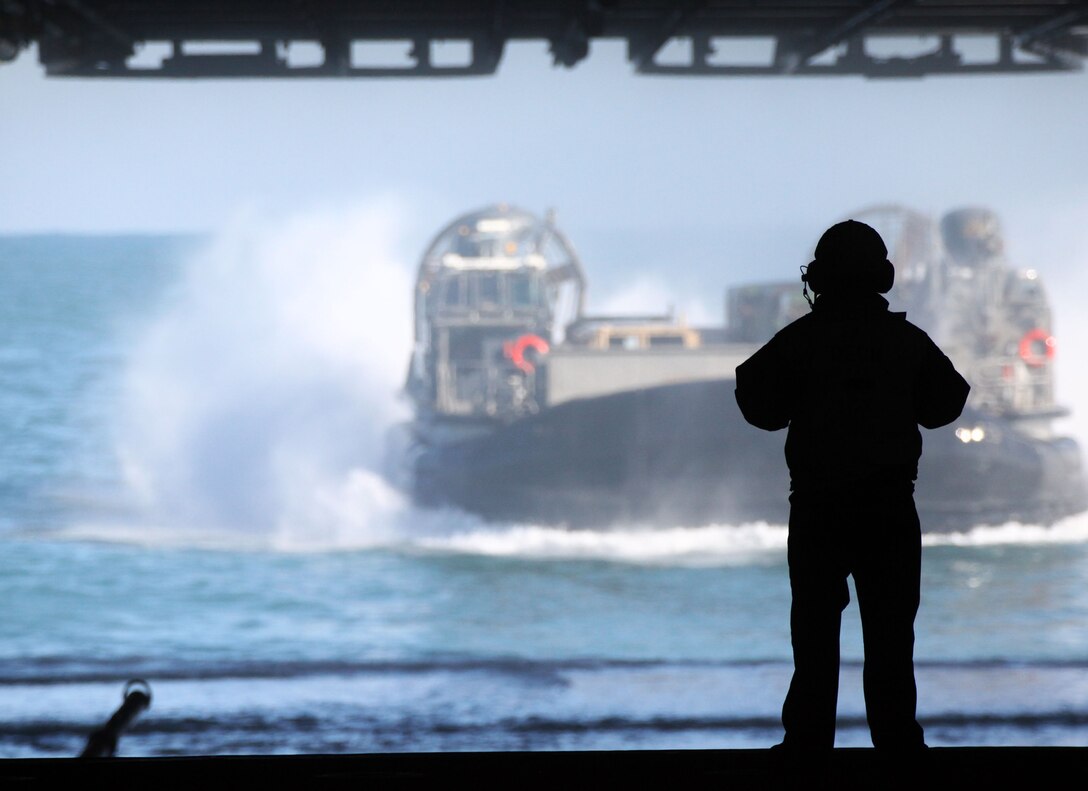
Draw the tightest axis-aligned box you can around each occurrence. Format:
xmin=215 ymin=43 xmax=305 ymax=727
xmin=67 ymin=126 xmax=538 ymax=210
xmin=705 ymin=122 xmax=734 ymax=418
xmin=410 ymin=513 xmax=1088 ymax=565
xmin=414 ymin=522 xmax=789 ymax=566
xmin=106 ymin=200 xmax=432 ymax=550
xmin=922 ymin=510 xmax=1088 ymax=547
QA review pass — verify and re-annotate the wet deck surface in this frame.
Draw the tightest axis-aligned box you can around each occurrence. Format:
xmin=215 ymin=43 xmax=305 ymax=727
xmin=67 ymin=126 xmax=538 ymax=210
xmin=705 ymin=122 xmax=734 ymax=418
xmin=3 ymin=747 xmax=1086 ymax=788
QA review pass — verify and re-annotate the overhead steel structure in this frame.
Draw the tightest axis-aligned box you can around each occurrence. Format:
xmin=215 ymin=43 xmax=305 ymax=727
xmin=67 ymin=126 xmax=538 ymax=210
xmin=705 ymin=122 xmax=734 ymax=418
xmin=1 ymin=1 xmax=1086 ymax=79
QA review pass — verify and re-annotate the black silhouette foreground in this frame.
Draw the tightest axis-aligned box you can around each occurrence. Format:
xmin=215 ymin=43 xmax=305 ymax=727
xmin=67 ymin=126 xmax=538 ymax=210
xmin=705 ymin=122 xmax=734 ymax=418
xmin=11 ymin=748 xmax=1088 ymax=789
xmin=80 ymin=679 xmax=152 ymax=758
xmin=735 ymin=221 xmax=970 ymax=756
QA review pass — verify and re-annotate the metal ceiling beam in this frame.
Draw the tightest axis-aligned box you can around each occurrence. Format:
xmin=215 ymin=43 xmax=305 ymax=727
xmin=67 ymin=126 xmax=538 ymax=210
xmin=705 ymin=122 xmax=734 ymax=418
xmin=60 ymin=0 xmax=133 ymax=51
xmin=776 ymin=0 xmax=909 ymax=73
xmin=2 ymin=1 xmax=1086 ymax=79
xmin=627 ymin=0 xmax=705 ymax=71
xmin=1016 ymin=6 xmax=1088 ymax=45
xmin=1015 ymin=6 xmax=1088 ymax=64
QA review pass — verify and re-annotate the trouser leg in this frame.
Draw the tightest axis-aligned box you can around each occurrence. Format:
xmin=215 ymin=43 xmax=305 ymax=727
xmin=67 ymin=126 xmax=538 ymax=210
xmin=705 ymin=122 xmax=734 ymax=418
xmin=853 ymin=497 xmax=925 ymax=749
xmin=781 ymin=500 xmax=850 ymax=751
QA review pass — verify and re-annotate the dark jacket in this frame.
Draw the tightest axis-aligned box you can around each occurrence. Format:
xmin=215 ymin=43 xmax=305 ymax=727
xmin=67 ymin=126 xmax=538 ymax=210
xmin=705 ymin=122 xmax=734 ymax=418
xmin=734 ymin=292 xmax=970 ymax=493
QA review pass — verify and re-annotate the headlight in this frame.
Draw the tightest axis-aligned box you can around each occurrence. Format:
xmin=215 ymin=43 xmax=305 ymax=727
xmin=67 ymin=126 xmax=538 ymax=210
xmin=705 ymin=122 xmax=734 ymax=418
xmin=955 ymin=426 xmax=986 ymax=443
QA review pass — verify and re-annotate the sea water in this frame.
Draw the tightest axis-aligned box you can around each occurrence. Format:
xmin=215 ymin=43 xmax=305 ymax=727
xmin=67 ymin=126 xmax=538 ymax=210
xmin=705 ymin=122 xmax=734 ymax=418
xmin=2 ymin=214 xmax=1087 ymax=758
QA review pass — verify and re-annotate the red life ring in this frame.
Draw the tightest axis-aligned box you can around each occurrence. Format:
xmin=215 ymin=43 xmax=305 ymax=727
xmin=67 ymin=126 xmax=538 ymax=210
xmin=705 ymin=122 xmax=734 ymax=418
xmin=504 ymin=334 xmax=550 ymax=373
xmin=1018 ymin=328 xmax=1055 ymax=367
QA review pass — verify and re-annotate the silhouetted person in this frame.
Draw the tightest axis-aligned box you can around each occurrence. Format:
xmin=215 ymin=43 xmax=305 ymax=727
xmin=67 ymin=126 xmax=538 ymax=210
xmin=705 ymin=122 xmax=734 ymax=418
xmin=734 ymin=220 xmax=969 ymax=756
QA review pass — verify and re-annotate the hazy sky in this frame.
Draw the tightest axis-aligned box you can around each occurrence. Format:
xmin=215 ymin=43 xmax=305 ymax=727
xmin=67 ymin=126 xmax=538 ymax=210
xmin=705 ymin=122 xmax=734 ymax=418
xmin=2 ymin=39 xmax=1086 ymax=283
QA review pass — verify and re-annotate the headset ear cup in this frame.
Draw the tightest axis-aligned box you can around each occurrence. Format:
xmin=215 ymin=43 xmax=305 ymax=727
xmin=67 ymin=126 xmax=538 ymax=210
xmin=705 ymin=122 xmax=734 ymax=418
xmin=803 ymin=260 xmax=822 ymax=293
xmin=875 ymin=259 xmax=895 ymax=293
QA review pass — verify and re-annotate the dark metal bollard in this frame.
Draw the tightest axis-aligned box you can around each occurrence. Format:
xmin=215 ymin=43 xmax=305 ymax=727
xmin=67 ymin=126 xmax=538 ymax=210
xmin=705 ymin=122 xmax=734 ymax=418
xmin=79 ymin=679 xmax=153 ymax=758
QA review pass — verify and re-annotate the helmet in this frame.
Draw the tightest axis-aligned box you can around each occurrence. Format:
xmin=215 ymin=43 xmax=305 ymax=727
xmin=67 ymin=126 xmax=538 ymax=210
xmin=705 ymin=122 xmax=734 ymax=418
xmin=803 ymin=220 xmax=895 ymax=295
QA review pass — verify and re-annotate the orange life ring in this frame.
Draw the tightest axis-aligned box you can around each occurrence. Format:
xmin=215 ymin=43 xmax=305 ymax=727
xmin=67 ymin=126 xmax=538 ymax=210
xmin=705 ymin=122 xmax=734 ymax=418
xmin=1018 ymin=328 xmax=1055 ymax=367
xmin=504 ymin=334 xmax=550 ymax=373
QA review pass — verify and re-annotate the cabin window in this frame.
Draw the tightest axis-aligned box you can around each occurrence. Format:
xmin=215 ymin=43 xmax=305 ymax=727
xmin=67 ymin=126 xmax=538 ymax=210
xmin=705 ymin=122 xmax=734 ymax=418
xmin=649 ymin=335 xmax=685 ymax=347
xmin=476 ymin=273 xmax=501 ymax=306
xmin=454 ymin=234 xmax=478 ymax=256
xmin=443 ymin=276 xmax=463 ymax=306
xmin=508 ymin=274 xmax=537 ymax=307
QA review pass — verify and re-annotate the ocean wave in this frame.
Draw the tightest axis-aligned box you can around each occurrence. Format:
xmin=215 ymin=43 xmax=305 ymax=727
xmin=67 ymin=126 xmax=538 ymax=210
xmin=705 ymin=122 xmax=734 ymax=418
xmin=4 ymin=709 xmax=1087 ymax=740
xmin=412 ymin=522 xmax=790 ymax=565
xmin=0 ymin=656 xmax=777 ymax=686
xmin=47 ymin=508 xmax=1088 ymax=562
xmin=5 ymin=655 xmax=1088 ymax=687
xmin=410 ymin=515 xmax=1088 ymax=564
xmin=921 ymin=510 xmax=1088 ymax=547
